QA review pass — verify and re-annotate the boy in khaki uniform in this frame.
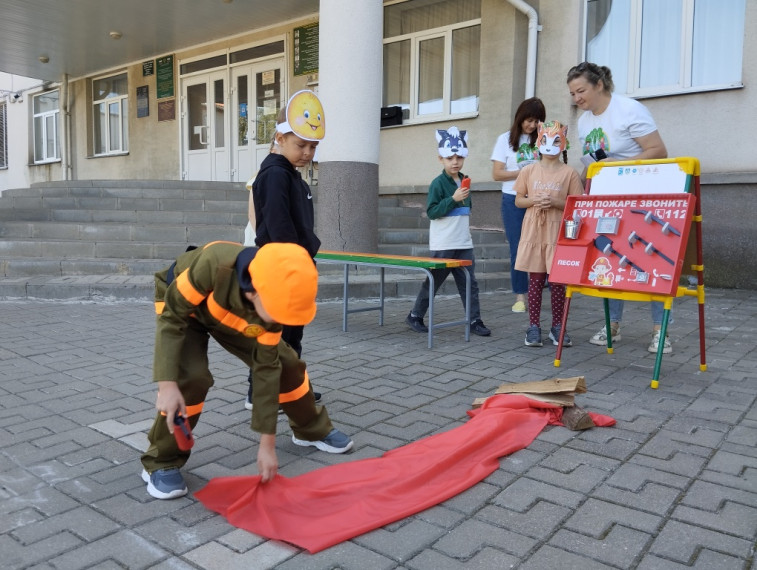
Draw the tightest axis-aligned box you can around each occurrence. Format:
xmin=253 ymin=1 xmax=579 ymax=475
xmin=141 ymin=241 xmax=353 ymax=500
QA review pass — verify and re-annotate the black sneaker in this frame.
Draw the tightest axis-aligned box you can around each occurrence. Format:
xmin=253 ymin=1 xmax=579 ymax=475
xmin=470 ymin=319 xmax=491 ymax=336
xmin=524 ymin=325 xmax=543 ymax=347
xmin=405 ymin=313 xmax=428 ymax=333
xmin=549 ymin=325 xmax=572 ymax=347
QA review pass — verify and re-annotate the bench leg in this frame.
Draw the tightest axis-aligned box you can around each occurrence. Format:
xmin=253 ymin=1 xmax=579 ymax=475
xmin=379 ymin=267 xmax=385 ymax=326
xmin=464 ymin=267 xmax=471 ymax=341
xmin=342 ymin=265 xmax=349 ymax=332
xmin=427 ymin=271 xmax=435 ymax=349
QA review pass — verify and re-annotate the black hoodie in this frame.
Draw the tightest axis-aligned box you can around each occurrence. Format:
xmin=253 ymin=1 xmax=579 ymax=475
xmin=252 ymin=153 xmax=321 ymax=258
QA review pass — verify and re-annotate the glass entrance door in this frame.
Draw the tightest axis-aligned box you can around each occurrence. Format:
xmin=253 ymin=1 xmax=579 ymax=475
xmin=182 ymin=71 xmax=229 ymax=180
xmin=231 ymin=62 xmax=283 ymax=183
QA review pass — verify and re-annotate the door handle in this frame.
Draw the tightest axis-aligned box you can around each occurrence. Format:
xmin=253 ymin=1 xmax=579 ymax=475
xmin=193 ymin=125 xmax=208 ymax=146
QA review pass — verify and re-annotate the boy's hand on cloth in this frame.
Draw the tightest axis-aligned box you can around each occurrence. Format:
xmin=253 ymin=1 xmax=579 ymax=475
xmin=257 ymin=434 xmax=278 ymax=482
xmin=156 ymin=381 xmax=186 ymax=433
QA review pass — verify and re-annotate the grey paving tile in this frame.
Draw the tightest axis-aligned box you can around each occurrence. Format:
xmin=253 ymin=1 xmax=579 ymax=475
xmin=0 ymin=290 xmax=755 ymax=568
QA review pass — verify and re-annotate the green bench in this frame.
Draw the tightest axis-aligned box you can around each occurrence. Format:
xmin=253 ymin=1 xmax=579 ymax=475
xmin=315 ymin=250 xmax=472 ymax=349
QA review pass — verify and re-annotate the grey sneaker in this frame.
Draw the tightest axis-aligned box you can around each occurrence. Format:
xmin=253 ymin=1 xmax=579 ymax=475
xmin=549 ymin=325 xmax=572 ymax=347
xmin=648 ymin=331 xmax=672 ymax=354
xmin=589 ymin=325 xmax=621 ymax=346
xmin=141 ymin=468 xmax=187 ymax=500
xmin=524 ymin=325 xmax=542 ymax=347
xmin=292 ymin=429 xmax=354 ymax=454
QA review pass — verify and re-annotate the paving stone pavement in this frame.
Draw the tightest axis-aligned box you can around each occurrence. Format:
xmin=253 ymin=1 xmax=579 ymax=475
xmin=1 ymin=286 xmax=755 ymax=569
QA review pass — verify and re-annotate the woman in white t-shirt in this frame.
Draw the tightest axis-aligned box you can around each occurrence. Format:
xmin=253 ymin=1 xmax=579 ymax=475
xmin=566 ymin=62 xmax=670 ymax=354
xmin=490 ymin=97 xmax=546 ymax=313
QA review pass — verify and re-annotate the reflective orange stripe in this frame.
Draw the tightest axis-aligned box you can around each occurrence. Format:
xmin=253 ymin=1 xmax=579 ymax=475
xmin=203 ymin=240 xmax=240 ymax=249
xmin=155 ymin=301 xmax=165 ymax=314
xmin=258 ymin=330 xmax=282 ymax=346
xmin=175 ymin=269 xmax=206 ymax=306
xmin=279 ymin=371 xmax=311 ymax=403
xmin=206 ymin=292 xmax=250 ymax=333
xmin=160 ymin=401 xmax=204 ymax=418
xmin=185 ymin=402 xmax=204 ymax=417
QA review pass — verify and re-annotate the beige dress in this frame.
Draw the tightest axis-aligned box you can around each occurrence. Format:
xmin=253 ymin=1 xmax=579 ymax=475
xmin=514 ymin=162 xmax=583 ymax=273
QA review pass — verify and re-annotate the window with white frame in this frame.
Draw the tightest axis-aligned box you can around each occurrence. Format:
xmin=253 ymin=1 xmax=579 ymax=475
xmin=33 ymin=90 xmax=60 ymax=163
xmin=92 ymin=73 xmax=128 ymax=155
xmin=585 ymin=0 xmax=745 ymax=97
xmin=383 ymin=0 xmax=481 ymax=123
xmin=0 ymin=101 xmax=7 ymax=168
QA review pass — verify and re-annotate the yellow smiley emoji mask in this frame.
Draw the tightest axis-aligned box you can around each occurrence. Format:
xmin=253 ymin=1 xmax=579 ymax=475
xmin=276 ymin=90 xmax=325 ymax=141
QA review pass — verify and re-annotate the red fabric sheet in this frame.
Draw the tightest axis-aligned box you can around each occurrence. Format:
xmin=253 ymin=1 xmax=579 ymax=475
xmin=196 ymin=395 xmax=615 ymax=553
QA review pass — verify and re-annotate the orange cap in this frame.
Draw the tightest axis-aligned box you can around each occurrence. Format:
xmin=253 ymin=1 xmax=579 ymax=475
xmin=249 ymin=243 xmax=318 ymax=325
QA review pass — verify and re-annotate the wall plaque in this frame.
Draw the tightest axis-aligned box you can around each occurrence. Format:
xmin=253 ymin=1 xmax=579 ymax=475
xmin=156 ymin=55 xmax=175 ymax=99
xmin=293 ymin=23 xmax=319 ymax=76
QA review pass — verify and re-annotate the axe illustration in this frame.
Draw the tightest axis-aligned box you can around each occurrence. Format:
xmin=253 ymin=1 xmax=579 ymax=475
xmin=629 ymin=209 xmax=681 ymax=236
xmin=593 ymin=235 xmax=645 ymax=273
xmin=627 ymin=231 xmax=675 ymax=265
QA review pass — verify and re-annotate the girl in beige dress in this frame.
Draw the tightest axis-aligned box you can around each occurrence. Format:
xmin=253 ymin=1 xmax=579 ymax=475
xmin=514 ymin=121 xmax=583 ymax=347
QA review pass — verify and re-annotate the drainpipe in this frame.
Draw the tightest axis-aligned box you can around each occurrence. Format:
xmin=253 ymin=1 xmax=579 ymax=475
xmin=61 ymin=74 xmax=71 ymax=180
xmin=506 ymin=0 xmax=541 ymax=98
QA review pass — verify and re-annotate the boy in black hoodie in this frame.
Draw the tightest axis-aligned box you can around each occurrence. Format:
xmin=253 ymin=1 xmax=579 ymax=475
xmin=247 ymin=91 xmax=325 ymax=408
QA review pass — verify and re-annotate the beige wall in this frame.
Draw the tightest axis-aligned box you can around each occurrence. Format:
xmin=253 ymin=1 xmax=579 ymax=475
xmin=380 ymin=0 xmax=757 ymax=193
xmin=67 ymin=17 xmax=320 ymax=181
xmin=15 ymin=1 xmax=757 ymax=186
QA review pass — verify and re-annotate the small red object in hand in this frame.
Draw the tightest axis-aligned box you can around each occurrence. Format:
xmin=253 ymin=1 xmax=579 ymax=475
xmin=173 ymin=415 xmax=194 ymax=450
xmin=461 ymin=177 xmax=471 ymax=190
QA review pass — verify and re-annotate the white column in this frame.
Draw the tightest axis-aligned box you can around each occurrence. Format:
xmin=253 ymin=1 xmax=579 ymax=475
xmin=315 ymin=0 xmax=383 ymax=251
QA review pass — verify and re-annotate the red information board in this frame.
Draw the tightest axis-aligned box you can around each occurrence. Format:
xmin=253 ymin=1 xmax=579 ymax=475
xmin=550 ymin=193 xmax=695 ymax=297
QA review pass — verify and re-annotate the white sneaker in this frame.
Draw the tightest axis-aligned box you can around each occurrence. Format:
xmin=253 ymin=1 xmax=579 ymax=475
xmin=589 ymin=325 xmax=621 ymax=346
xmin=648 ymin=331 xmax=672 ymax=354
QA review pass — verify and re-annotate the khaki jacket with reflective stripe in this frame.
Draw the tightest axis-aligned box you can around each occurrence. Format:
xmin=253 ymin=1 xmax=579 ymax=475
xmin=153 ymin=241 xmax=284 ymax=433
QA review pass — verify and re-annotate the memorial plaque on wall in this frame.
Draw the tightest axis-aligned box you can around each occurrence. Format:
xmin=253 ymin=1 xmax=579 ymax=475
xmin=142 ymin=60 xmax=154 ymax=77
xmin=136 ymin=86 xmax=149 ymax=118
xmin=156 ymin=55 xmax=175 ymax=99
xmin=293 ymin=22 xmax=319 ymax=76
xmin=158 ymin=98 xmax=175 ymax=122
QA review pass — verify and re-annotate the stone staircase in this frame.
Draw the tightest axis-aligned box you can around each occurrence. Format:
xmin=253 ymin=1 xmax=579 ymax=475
xmin=0 ymin=181 xmax=510 ymax=301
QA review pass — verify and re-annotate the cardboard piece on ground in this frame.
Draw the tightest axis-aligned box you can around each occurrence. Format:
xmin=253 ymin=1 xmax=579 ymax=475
xmin=494 ymin=376 xmax=586 ymax=395
xmin=472 ymin=376 xmax=587 ymax=409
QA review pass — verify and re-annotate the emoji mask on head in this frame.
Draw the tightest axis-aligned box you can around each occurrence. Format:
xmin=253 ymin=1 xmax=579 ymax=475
xmin=276 ymin=90 xmax=325 ymax=141
xmin=537 ymin=121 xmax=568 ymax=156
xmin=436 ymin=126 xmax=468 ymax=158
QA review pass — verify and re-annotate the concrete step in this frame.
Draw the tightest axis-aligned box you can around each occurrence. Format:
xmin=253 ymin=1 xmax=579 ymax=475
xmin=0 ymin=270 xmax=510 ymax=302
xmin=377 ymin=242 xmax=507 ymax=260
xmin=0 ymin=237 xmax=241 ymax=262
xmin=0 ymin=221 xmax=246 ymax=243
xmin=379 ymin=228 xmax=504 ymax=245
xmin=3 ymin=180 xmax=247 ymax=198
xmin=0 ymin=257 xmax=169 ymax=277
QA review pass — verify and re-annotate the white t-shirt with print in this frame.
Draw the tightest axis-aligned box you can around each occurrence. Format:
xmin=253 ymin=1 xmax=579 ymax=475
xmin=577 ymin=94 xmax=658 ymax=160
xmin=490 ymin=132 xmax=539 ymax=195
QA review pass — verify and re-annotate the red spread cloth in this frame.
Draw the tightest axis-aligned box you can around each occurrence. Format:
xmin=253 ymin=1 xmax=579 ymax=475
xmin=196 ymin=395 xmax=615 ymax=553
